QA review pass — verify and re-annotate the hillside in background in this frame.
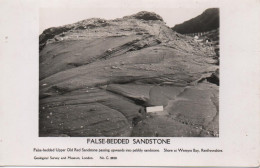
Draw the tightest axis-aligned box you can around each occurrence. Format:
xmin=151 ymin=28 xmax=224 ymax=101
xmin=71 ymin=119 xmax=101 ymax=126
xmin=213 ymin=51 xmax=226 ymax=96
xmin=172 ymin=8 xmax=219 ymax=34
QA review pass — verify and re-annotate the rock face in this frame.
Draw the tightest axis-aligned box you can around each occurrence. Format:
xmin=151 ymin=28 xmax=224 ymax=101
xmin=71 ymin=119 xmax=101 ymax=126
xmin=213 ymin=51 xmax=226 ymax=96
xmin=172 ymin=8 xmax=219 ymax=34
xmin=39 ymin=11 xmax=219 ymax=137
xmin=125 ymin=11 xmax=164 ymax=21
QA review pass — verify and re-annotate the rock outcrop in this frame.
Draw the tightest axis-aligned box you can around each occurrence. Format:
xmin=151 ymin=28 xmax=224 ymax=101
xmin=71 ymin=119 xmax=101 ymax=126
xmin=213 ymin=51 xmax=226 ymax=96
xmin=39 ymin=11 xmax=219 ymax=137
xmin=125 ymin=11 xmax=164 ymax=21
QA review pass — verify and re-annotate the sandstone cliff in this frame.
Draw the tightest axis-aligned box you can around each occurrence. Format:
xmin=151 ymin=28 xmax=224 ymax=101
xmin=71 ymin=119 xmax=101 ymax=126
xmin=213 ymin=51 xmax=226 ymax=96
xmin=39 ymin=11 xmax=219 ymax=137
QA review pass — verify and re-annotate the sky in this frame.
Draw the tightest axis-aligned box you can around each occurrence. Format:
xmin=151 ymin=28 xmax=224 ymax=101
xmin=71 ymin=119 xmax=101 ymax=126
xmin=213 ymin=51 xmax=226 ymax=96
xmin=40 ymin=7 xmax=212 ymax=34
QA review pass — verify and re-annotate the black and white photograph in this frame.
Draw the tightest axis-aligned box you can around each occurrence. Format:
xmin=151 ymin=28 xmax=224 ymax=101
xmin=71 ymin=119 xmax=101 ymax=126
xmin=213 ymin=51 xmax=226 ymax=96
xmin=39 ymin=8 xmax=220 ymax=137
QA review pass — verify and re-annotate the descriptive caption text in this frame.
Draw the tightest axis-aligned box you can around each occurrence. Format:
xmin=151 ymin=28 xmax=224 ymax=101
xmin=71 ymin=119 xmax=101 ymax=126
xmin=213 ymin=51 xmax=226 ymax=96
xmin=33 ymin=147 xmax=223 ymax=161
xmin=33 ymin=138 xmax=223 ymax=161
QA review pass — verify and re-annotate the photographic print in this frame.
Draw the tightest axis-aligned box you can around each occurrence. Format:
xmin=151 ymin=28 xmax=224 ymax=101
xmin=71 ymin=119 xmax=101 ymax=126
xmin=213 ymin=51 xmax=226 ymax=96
xmin=39 ymin=8 xmax=219 ymax=137
xmin=1 ymin=0 xmax=260 ymax=166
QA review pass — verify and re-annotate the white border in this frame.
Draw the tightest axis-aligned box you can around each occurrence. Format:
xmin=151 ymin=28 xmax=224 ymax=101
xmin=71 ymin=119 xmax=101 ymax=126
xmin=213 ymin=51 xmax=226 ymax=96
xmin=0 ymin=0 xmax=259 ymax=166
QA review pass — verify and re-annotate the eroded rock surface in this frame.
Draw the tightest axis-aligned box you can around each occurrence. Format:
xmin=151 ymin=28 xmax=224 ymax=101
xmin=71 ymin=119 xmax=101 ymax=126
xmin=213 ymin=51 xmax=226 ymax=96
xmin=39 ymin=11 xmax=219 ymax=137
